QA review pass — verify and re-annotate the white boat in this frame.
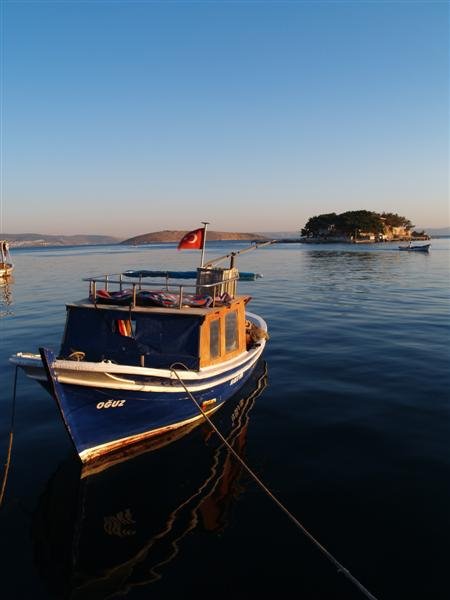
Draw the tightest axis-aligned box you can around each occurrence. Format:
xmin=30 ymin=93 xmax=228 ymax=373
xmin=0 ymin=240 xmax=13 ymax=277
xmin=398 ymin=243 xmax=430 ymax=252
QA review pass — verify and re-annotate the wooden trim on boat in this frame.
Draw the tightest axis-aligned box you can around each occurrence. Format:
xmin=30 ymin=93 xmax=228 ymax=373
xmin=199 ymin=298 xmax=247 ymax=368
xmin=79 ymin=402 xmax=224 ymax=464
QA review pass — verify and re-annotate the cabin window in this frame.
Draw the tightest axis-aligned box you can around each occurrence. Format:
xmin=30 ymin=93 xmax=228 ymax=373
xmin=225 ymin=311 xmax=238 ymax=352
xmin=210 ymin=319 xmax=220 ymax=359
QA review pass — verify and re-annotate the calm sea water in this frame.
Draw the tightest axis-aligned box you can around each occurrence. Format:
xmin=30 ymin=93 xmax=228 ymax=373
xmin=0 ymin=239 xmax=449 ymax=600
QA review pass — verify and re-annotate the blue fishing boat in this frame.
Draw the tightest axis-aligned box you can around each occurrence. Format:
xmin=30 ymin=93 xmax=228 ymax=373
xmin=10 ymin=226 xmax=271 ymax=464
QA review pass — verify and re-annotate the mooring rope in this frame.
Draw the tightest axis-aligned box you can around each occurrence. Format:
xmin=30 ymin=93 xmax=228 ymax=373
xmin=0 ymin=366 xmax=19 ymax=509
xmin=170 ymin=364 xmax=379 ymax=600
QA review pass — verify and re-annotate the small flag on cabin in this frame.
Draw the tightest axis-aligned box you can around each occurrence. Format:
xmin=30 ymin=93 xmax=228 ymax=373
xmin=177 ymin=228 xmax=205 ymax=250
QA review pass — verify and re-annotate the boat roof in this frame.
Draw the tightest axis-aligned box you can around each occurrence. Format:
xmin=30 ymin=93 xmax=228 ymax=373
xmin=68 ymin=295 xmax=251 ymax=317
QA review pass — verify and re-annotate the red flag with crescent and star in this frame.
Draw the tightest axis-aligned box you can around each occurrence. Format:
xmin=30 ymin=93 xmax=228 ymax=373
xmin=177 ymin=228 xmax=205 ymax=250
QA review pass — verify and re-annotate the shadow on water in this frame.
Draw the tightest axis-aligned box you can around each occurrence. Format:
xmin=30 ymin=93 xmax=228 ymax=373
xmin=31 ymin=361 xmax=268 ymax=600
xmin=308 ymin=250 xmax=378 ymax=259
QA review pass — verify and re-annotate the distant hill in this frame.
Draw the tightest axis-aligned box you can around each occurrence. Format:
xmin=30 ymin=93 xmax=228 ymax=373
xmin=424 ymin=227 xmax=450 ymax=237
xmin=121 ymin=230 xmax=270 ymax=245
xmin=258 ymin=231 xmax=299 ymax=239
xmin=2 ymin=233 xmax=120 ymax=247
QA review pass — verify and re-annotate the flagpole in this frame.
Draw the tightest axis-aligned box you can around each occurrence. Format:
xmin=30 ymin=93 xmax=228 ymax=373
xmin=200 ymin=221 xmax=209 ymax=268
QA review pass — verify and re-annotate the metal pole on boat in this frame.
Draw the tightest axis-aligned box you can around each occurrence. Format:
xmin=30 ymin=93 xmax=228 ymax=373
xmin=200 ymin=221 xmax=209 ymax=268
xmin=205 ymin=239 xmax=276 ymax=268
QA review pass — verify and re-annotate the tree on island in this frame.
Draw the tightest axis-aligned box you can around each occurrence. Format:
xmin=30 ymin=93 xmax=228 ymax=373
xmin=338 ymin=210 xmax=385 ymax=237
xmin=380 ymin=212 xmax=413 ymax=230
xmin=301 ymin=210 xmax=414 ymax=239
xmin=300 ymin=213 xmax=339 ymax=237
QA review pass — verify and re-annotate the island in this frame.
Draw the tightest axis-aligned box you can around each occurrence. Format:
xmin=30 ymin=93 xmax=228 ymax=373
xmin=299 ymin=211 xmax=429 ymax=243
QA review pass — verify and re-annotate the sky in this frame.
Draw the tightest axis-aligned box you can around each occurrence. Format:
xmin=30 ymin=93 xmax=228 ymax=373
xmin=1 ymin=0 xmax=448 ymax=238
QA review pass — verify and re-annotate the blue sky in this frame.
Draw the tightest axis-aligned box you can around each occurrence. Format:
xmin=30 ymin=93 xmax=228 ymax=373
xmin=1 ymin=0 xmax=448 ymax=237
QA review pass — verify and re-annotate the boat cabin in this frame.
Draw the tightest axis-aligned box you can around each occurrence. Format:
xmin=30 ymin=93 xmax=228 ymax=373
xmin=59 ymin=268 xmax=252 ymax=370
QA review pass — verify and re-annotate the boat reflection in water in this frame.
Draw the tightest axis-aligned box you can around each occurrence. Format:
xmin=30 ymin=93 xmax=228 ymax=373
xmin=0 ymin=278 xmax=13 ymax=318
xmin=32 ymin=360 xmax=268 ymax=599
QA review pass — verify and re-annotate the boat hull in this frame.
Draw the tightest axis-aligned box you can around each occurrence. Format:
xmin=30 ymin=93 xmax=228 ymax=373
xmin=398 ymin=244 xmax=430 ymax=252
xmin=38 ymin=343 xmax=265 ymax=463
xmin=0 ymin=264 xmax=13 ymax=277
xmin=31 ymin=363 xmax=268 ymax=598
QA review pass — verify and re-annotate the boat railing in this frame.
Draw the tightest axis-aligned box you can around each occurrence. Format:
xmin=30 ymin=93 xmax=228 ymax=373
xmin=83 ymin=272 xmax=241 ymax=309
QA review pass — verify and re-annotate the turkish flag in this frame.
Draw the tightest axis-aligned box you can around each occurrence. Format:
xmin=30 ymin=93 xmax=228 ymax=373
xmin=177 ymin=228 xmax=205 ymax=250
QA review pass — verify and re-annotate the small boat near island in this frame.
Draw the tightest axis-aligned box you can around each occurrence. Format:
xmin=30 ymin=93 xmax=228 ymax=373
xmin=10 ymin=225 xmax=272 ymax=464
xmin=398 ymin=243 xmax=431 ymax=252
xmin=0 ymin=240 xmax=13 ymax=277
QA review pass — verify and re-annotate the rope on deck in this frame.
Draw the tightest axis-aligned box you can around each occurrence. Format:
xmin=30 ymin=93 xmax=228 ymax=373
xmin=170 ymin=363 xmax=379 ymax=600
xmin=0 ymin=366 xmax=19 ymax=509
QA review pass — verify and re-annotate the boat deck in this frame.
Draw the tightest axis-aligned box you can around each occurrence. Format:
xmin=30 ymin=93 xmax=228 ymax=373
xmin=85 ymin=270 xmax=249 ymax=312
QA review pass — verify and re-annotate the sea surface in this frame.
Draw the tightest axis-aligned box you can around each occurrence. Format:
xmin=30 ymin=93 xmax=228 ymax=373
xmin=0 ymin=239 xmax=449 ymax=600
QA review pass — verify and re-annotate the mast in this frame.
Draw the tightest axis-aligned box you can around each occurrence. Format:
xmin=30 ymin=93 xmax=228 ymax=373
xmin=200 ymin=221 xmax=209 ymax=268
